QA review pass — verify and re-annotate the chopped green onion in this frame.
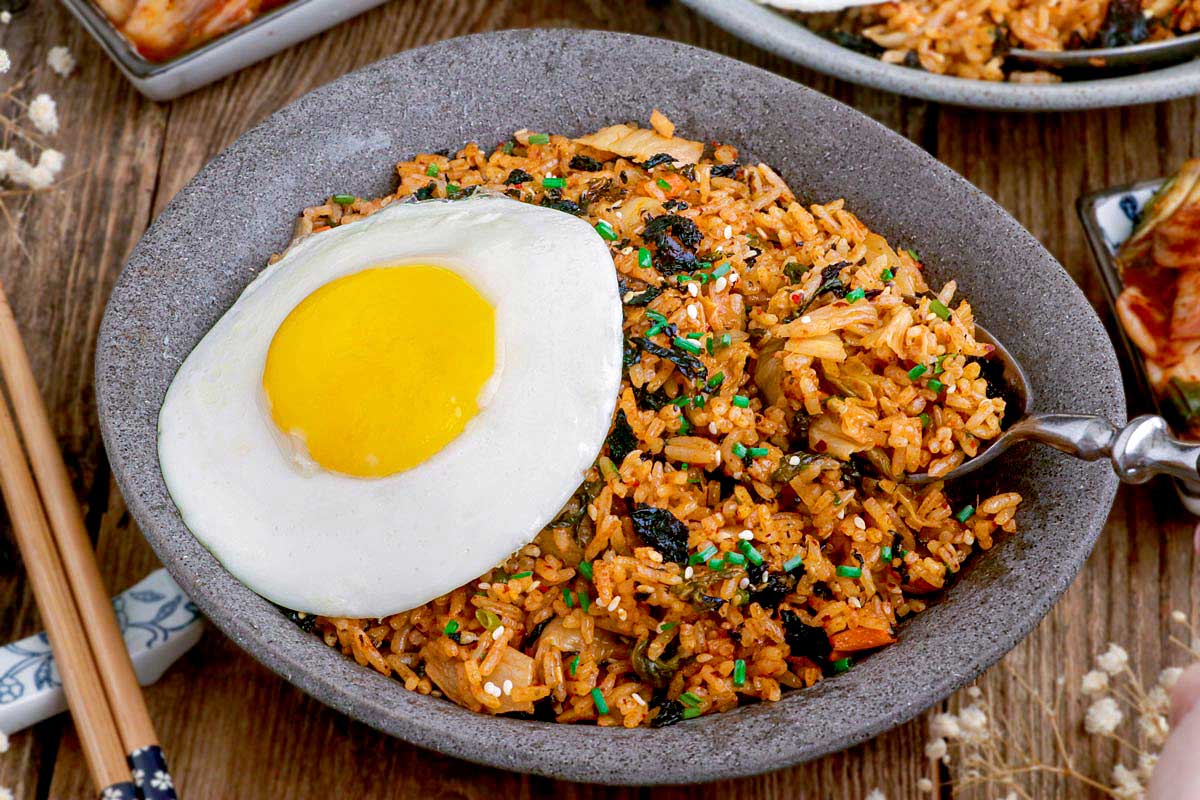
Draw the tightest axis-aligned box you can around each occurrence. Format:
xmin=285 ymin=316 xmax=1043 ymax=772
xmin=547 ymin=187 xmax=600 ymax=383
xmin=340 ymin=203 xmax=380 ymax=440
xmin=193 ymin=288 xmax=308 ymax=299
xmin=845 ymin=287 xmax=866 ymax=303
xmin=331 ymin=193 xmax=355 ymax=205
xmin=732 ymin=659 xmax=747 ymax=687
xmin=930 ymin=299 xmax=951 ymax=320
xmin=678 ymin=417 xmax=692 ymax=435
xmin=680 ymin=463 xmax=689 ymax=470
xmin=880 ymin=268 xmax=894 ymax=282
xmin=927 ymin=379 xmax=946 ymax=393
xmin=425 ymin=163 xmax=439 ymax=177
xmin=707 ymin=372 xmax=725 ymax=389
xmin=783 ymin=554 xmax=805 ymax=573
xmin=732 ymin=395 xmax=750 ymax=408
xmin=502 ymin=141 xmax=515 ymax=154
xmin=747 ymin=446 xmax=769 ymax=458
xmin=446 ymin=183 xmax=460 ymax=195
xmin=676 ymin=274 xmax=690 ymax=283
xmin=836 ymin=565 xmax=863 ymax=579
xmin=693 ymin=395 xmax=705 ymax=408
xmin=443 ymin=620 xmax=459 ymax=635
xmin=833 ymin=657 xmax=853 ymax=674
xmin=595 ymin=220 xmax=617 ymax=241
xmin=646 ymin=309 xmax=667 ymax=324
xmin=880 ymin=545 xmax=893 ymax=561
xmin=511 ymin=571 xmax=533 ymax=580
xmin=907 ymin=364 xmax=928 ymax=380
xmin=591 ymin=688 xmax=609 ymax=714
xmin=659 ymin=621 xmax=678 ymax=632
xmin=656 ymin=177 xmax=671 ymax=190
xmin=682 ymin=707 xmax=702 ymax=720
xmin=933 ymin=354 xmax=948 ymax=375
xmin=712 ymin=262 xmax=732 ymax=278
xmin=679 ymin=691 xmax=702 ymax=708
xmin=696 ymin=271 xmax=709 ymax=284
xmin=731 ymin=442 xmax=748 ymax=459
xmin=528 ymin=133 xmax=550 ymax=145
xmin=905 ymin=248 xmax=921 ymax=261
xmin=691 ymin=544 xmax=719 ymax=565
xmin=707 ymin=557 xmax=725 ymax=570
xmin=706 ymin=336 xmax=715 ymax=356
xmin=719 ymin=333 xmax=732 ymax=348
xmin=739 ymin=540 xmax=764 ymax=566
xmin=476 ymin=608 xmax=501 ymax=631
xmin=579 ymin=592 xmax=591 ymax=613
xmin=569 ymin=654 xmax=581 ymax=676
xmin=673 ymin=337 xmax=703 ymax=355
xmin=671 ymin=395 xmax=690 ymax=407
xmin=919 ymin=412 xmax=932 ymax=429
xmin=685 ymin=331 xmax=704 ymax=340
xmin=638 ymin=247 xmax=653 ymax=268
xmin=956 ymin=505 xmax=976 ymax=523
xmin=578 ymin=560 xmax=594 ymax=580
xmin=725 ymin=551 xmax=747 ymax=566
xmin=563 ymin=588 xmax=575 ymax=607
xmin=646 ymin=323 xmax=665 ymax=337
xmin=542 ymin=176 xmax=566 ymax=189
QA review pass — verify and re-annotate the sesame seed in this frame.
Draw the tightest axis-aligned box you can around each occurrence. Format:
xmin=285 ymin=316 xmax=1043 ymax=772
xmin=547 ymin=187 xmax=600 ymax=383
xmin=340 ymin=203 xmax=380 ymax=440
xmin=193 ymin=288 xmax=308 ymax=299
xmin=685 ymin=566 xmax=695 ymax=579
xmin=788 ymin=455 xmax=801 ymax=466
xmin=729 ymin=271 xmax=740 ymax=284
xmin=738 ymin=529 xmax=754 ymax=540
xmin=739 ymin=577 xmax=750 ymax=589
xmin=848 ymin=597 xmax=862 ymax=608
xmin=714 ymin=276 xmax=728 ymax=292
xmin=492 ymin=625 xmax=505 ymax=640
xmin=947 ymin=384 xmax=956 ymax=394
xmin=724 ymin=225 xmax=732 ymax=238
xmin=621 ymin=246 xmax=634 ymax=255
xmin=617 ymin=608 xmax=628 ymax=621
xmin=688 ymin=282 xmax=700 ymax=297
xmin=607 ymin=595 xmax=621 ymax=612
xmin=460 ymin=632 xmax=478 ymax=644
xmin=503 ymin=679 xmax=514 ymax=695
xmin=528 ymin=580 xmax=541 ymax=592
xmin=478 ymin=582 xmax=491 ymax=590
xmin=632 ymin=692 xmax=647 ymax=706
xmin=853 ymin=517 xmax=866 ymax=530
xmin=800 ymin=315 xmax=811 ymax=324
xmin=484 ymin=682 xmax=502 ymax=697
xmin=714 ymin=450 xmax=722 ymax=466
xmin=708 ymin=422 xmax=719 ymax=435
xmin=687 ymin=304 xmax=699 ymax=320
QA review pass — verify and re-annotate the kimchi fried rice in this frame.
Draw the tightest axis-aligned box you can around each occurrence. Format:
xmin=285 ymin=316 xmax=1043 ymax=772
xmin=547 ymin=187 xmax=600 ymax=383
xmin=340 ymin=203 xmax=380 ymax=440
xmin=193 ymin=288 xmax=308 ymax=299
xmin=792 ymin=0 xmax=1200 ymax=82
xmin=290 ymin=115 xmax=1021 ymax=728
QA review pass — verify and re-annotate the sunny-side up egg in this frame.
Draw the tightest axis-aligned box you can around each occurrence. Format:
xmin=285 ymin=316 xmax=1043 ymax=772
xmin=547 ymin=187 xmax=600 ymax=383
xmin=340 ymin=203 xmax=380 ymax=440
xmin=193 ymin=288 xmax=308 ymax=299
xmin=158 ymin=193 xmax=623 ymax=618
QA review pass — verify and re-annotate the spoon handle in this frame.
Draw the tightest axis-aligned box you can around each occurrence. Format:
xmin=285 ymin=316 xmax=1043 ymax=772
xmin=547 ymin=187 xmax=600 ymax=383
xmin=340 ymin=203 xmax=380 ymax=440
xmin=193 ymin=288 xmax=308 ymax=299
xmin=1014 ymin=413 xmax=1200 ymax=483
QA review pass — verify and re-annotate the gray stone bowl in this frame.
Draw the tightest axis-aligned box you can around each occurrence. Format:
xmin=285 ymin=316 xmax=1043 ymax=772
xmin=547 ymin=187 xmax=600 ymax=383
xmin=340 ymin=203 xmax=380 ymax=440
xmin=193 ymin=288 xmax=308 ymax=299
xmin=95 ymin=29 xmax=1124 ymax=784
xmin=681 ymin=0 xmax=1200 ymax=111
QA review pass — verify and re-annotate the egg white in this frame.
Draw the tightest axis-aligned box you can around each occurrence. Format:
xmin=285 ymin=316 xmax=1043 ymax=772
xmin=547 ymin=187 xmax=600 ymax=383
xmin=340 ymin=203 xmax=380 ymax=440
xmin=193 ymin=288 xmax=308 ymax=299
xmin=158 ymin=193 xmax=623 ymax=617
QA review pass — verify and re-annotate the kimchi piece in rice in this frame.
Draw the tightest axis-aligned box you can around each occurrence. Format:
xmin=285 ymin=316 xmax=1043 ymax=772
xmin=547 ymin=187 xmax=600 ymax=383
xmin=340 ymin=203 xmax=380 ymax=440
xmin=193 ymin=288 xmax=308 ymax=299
xmin=301 ymin=115 xmax=1022 ymax=727
xmin=1117 ymin=159 xmax=1200 ymax=438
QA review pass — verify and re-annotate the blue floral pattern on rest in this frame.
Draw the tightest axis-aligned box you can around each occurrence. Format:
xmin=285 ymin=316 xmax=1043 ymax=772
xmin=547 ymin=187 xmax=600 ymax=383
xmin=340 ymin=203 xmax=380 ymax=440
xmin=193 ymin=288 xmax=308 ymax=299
xmin=0 ymin=579 xmax=199 ymax=707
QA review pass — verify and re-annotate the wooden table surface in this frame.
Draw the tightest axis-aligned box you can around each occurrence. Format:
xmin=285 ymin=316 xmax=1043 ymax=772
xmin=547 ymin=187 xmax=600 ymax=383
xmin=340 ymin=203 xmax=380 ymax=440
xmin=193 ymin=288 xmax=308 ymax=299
xmin=0 ymin=1 xmax=1197 ymax=797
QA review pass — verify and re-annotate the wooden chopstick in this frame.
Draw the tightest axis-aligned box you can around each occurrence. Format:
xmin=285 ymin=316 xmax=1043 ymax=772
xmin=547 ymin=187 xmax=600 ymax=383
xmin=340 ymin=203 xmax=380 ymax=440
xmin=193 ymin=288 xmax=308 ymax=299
xmin=0 ymin=281 xmax=176 ymax=798
xmin=0 ymin=388 xmax=135 ymax=798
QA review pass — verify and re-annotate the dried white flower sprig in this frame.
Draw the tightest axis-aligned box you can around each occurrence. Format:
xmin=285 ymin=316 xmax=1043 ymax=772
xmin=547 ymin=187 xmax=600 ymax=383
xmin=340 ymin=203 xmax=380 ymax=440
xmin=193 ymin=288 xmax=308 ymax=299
xmin=909 ymin=610 xmax=1200 ymax=800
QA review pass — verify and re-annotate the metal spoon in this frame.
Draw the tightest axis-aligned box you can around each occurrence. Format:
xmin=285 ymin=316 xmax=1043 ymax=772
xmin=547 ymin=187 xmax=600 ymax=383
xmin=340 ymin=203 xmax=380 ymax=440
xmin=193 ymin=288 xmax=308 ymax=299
xmin=1007 ymin=31 xmax=1200 ymax=74
xmin=906 ymin=324 xmax=1200 ymax=485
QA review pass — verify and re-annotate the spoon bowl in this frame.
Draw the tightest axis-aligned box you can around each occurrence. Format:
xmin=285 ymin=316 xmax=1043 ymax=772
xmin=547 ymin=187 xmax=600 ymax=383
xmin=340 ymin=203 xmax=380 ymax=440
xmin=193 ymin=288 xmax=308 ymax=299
xmin=907 ymin=323 xmax=1200 ymax=485
xmin=1007 ymin=31 xmax=1200 ymax=74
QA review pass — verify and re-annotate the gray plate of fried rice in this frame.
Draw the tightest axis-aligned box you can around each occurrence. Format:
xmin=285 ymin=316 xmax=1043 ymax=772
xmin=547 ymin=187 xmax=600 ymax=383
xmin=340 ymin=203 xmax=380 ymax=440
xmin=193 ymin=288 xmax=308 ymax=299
xmin=95 ymin=29 xmax=1124 ymax=783
xmin=682 ymin=0 xmax=1200 ymax=110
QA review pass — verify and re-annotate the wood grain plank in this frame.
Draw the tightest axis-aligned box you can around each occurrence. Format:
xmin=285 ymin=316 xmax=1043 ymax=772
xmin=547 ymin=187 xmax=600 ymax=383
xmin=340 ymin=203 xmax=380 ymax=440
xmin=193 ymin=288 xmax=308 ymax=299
xmin=0 ymin=1 xmax=166 ymax=797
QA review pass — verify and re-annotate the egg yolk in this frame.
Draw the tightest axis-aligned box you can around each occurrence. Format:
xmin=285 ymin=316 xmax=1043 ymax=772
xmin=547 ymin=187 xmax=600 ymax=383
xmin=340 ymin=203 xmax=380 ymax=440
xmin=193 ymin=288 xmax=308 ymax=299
xmin=262 ymin=265 xmax=495 ymax=478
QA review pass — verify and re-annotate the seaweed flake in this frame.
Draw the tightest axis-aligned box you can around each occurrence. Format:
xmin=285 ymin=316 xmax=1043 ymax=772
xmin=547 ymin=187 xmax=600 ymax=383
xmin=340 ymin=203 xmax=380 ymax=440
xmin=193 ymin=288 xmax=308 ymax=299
xmin=505 ymin=168 xmax=534 ymax=185
xmin=796 ymin=262 xmax=850 ymax=314
xmin=640 ymin=153 xmax=676 ymax=169
xmin=827 ymin=30 xmax=885 ymax=57
xmin=631 ymin=337 xmax=707 ymax=382
xmin=413 ymin=182 xmax=436 ymax=201
xmin=623 ymin=338 xmax=640 ymax=369
xmin=1096 ymin=0 xmax=1150 ymax=46
xmin=781 ymin=609 xmax=832 ymax=667
xmin=651 ymin=699 xmax=685 ymax=728
xmin=633 ymin=383 xmax=672 ymax=411
xmin=630 ymin=504 xmax=690 ymax=564
xmin=621 ymin=283 xmax=663 ymax=307
xmin=710 ymin=163 xmax=742 ymax=178
xmin=285 ymin=609 xmax=317 ymax=633
xmin=746 ymin=568 xmax=797 ymax=609
xmin=607 ymin=409 xmax=638 ymax=465
xmin=569 ymin=154 xmax=604 ymax=172
xmin=540 ymin=196 xmax=584 ymax=216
